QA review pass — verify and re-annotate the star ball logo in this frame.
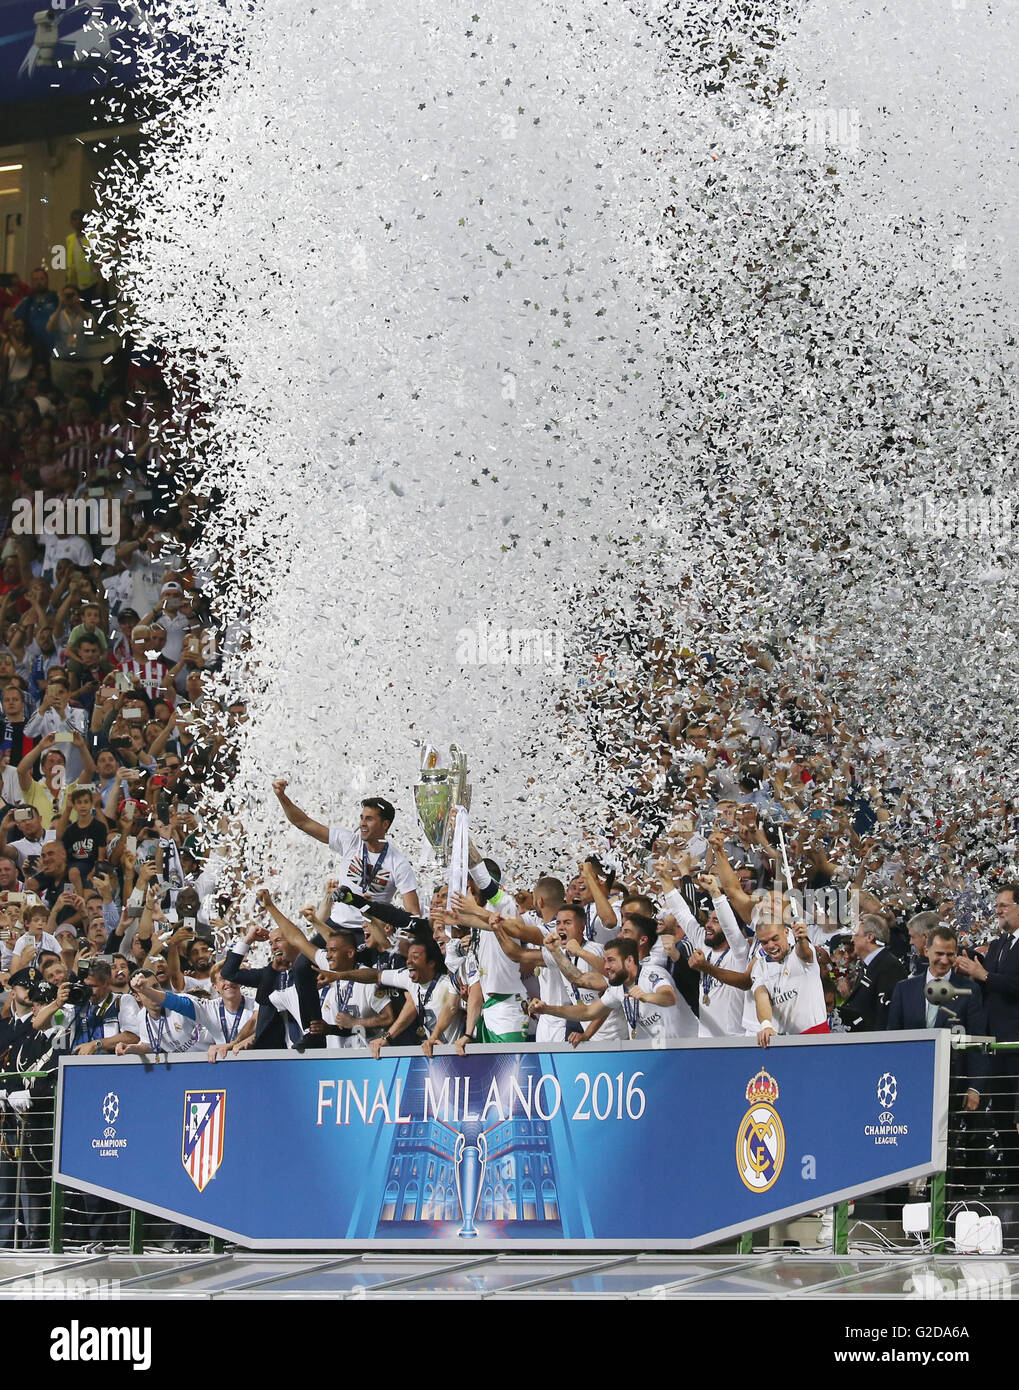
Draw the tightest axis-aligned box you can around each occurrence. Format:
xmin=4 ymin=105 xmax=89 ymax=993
xmin=877 ymin=1072 xmax=898 ymax=1118
xmin=736 ymin=1069 xmax=785 ymax=1193
xmin=93 ymin=1092 xmax=127 ymax=1158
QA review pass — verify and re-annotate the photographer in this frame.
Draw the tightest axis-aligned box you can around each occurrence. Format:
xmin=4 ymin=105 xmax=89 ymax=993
xmin=69 ymin=960 xmax=139 ymax=1055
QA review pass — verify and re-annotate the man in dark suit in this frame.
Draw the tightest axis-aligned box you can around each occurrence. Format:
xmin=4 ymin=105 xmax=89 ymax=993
xmin=955 ymin=885 xmax=1019 ymax=1190
xmin=837 ymin=914 xmax=906 ymax=1032
xmin=888 ymin=926 xmax=990 ymax=1107
xmin=955 ymin=886 xmax=1019 ymax=1040
xmin=221 ymin=909 xmax=323 ymax=1050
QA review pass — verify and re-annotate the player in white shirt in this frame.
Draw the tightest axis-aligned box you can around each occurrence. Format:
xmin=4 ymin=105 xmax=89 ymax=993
xmin=270 ymin=779 xmax=420 ymax=929
xmin=566 ymin=859 xmax=621 ymax=944
xmin=752 ymin=914 xmax=828 ymax=1047
xmin=530 ymin=937 xmax=683 ymax=1043
xmin=447 ymin=851 xmax=530 ymax=1044
xmin=369 ymin=940 xmax=463 ymax=1055
xmin=116 ymin=969 xmax=201 ymax=1055
xmin=130 ymin=964 xmax=257 ymax=1060
xmin=481 ymin=903 xmax=613 ymax=1044
xmin=320 ymin=972 xmax=394 ymax=1049
xmin=661 ymin=872 xmax=752 ymax=1037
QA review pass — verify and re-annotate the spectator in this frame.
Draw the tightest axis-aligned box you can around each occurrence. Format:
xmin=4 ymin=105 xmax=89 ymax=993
xmin=12 ymin=269 xmax=58 ymax=358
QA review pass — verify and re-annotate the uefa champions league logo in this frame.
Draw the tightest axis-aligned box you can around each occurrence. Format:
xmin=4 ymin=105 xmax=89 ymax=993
xmin=94 ymin=1092 xmax=127 ymax=1156
xmin=865 ymin=1073 xmax=907 ymax=1146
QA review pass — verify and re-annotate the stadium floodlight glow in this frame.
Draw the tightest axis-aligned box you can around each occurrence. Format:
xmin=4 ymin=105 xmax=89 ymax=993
xmin=0 ymin=164 xmax=23 ymax=173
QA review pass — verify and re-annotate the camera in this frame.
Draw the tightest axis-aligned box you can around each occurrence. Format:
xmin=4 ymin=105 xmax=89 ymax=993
xmin=28 ymin=977 xmax=90 ymax=1007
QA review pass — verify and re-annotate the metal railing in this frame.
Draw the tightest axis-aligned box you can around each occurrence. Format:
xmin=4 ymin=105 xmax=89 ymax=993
xmin=10 ymin=1043 xmax=1018 ymax=1256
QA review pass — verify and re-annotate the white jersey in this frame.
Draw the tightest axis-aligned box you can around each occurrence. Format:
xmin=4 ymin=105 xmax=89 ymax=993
xmin=119 ymin=997 xmax=199 ymax=1053
xmin=326 ymin=827 xmax=418 ymax=929
xmin=474 ymin=917 xmax=526 ymax=999
xmin=380 ymin=967 xmax=462 ymax=1044
xmin=664 ymin=888 xmax=751 ymax=1038
xmin=750 ymin=942 xmax=827 ymax=1035
xmin=534 ymin=940 xmax=607 ymax=1043
xmin=182 ymin=973 xmax=215 ymax=997
xmin=322 ymin=977 xmax=392 ymax=1050
xmin=445 ymin=941 xmax=481 ymax=994
xmin=584 ymin=899 xmax=619 ymax=944
xmin=187 ymin=994 xmax=256 ymax=1045
xmin=602 ymin=961 xmax=687 ymax=1042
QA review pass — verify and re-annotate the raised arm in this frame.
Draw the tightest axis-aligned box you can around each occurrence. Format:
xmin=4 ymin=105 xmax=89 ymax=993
xmin=17 ymin=732 xmax=54 ymax=793
xmin=271 ymin=777 xmax=329 ymax=844
xmin=707 ymin=831 xmax=756 ymax=924
xmin=256 ymin=887 xmax=321 ymax=965
xmin=581 ymin=859 xmax=619 ymax=930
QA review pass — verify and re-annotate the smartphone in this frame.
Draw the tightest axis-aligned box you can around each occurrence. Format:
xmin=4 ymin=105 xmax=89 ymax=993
xmin=13 ymin=808 xmax=33 ymax=823
xmin=54 ymin=731 xmax=74 ymax=744
xmin=114 ymin=672 xmax=133 ymax=692
xmin=125 ymin=835 xmax=137 ymax=854
xmin=123 ymin=709 xmax=142 ymax=721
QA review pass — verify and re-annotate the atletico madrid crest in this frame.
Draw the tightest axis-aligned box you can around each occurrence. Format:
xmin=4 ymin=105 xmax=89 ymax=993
xmin=182 ymin=1090 xmax=226 ymax=1192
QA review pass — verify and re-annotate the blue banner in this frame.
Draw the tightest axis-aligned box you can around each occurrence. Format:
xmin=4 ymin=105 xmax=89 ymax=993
xmin=55 ymin=1033 xmax=948 ymax=1248
xmin=0 ymin=0 xmax=142 ymax=99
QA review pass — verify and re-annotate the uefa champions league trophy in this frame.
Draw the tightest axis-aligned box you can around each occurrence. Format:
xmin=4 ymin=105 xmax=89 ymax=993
xmin=453 ymin=1129 xmax=488 ymax=1238
xmin=413 ymin=743 xmax=471 ymax=868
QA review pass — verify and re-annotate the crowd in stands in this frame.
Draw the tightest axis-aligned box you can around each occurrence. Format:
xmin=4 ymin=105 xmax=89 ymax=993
xmin=0 ymin=211 xmax=1017 ymax=1253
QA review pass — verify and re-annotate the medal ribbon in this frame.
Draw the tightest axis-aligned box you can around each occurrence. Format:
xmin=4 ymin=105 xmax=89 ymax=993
xmin=361 ymin=843 xmax=389 ymax=894
xmin=219 ymin=1000 xmax=244 ymax=1043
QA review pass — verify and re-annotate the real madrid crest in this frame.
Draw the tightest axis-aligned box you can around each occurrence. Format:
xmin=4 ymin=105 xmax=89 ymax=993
xmin=736 ymin=1068 xmax=785 ymax=1193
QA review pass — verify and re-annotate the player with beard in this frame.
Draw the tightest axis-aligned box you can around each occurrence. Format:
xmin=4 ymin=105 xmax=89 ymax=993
xmin=529 ymin=936 xmax=682 ymax=1042
xmin=475 ymin=902 xmax=613 ymax=1045
xmin=658 ymin=869 xmax=752 ymax=1037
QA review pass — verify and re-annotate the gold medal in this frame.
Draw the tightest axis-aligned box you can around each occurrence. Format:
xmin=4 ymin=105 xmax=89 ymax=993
xmin=416 ymin=1026 xmax=427 ymax=1038
xmin=630 ymin=1027 xmax=637 ymax=1039
xmin=702 ymin=992 xmax=711 ymax=1006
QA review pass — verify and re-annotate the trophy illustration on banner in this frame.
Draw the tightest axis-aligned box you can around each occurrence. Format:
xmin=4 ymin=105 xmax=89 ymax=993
xmin=413 ymin=743 xmax=471 ymax=867
xmin=453 ymin=1128 xmax=488 ymax=1238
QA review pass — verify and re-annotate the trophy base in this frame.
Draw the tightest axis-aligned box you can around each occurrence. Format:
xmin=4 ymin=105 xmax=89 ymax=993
xmin=456 ymin=1228 xmax=479 ymax=1239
